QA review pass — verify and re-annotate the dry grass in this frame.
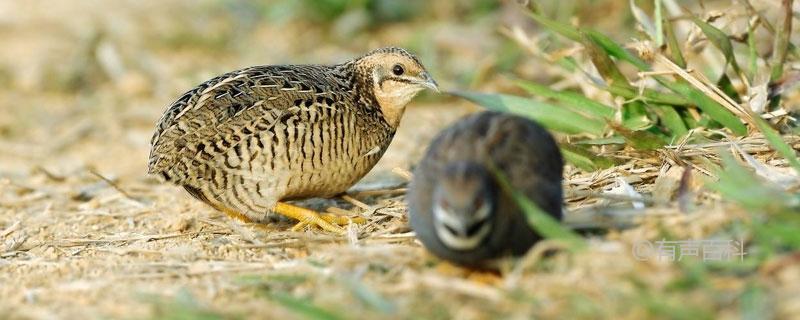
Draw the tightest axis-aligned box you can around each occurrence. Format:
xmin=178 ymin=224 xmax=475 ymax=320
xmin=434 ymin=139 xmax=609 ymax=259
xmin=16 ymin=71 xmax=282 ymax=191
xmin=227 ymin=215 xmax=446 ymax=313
xmin=1 ymin=1 xmax=799 ymax=319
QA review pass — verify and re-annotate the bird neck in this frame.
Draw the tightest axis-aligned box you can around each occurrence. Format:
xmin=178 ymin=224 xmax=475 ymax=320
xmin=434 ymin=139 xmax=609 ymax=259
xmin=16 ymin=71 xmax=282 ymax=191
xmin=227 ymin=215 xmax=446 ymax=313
xmin=341 ymin=60 xmax=403 ymax=129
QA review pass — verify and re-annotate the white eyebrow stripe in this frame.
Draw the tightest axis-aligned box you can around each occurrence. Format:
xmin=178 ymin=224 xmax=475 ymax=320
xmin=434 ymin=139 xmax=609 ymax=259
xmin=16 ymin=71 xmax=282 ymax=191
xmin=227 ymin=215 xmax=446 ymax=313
xmin=473 ymin=202 xmax=491 ymax=220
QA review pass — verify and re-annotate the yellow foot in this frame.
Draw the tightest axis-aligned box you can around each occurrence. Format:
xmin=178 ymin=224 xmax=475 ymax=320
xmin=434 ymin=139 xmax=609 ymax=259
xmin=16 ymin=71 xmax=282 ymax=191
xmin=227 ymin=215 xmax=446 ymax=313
xmin=321 ymin=213 xmax=367 ymax=225
xmin=291 ymin=214 xmax=368 ymax=233
xmin=273 ymin=202 xmax=365 ymax=234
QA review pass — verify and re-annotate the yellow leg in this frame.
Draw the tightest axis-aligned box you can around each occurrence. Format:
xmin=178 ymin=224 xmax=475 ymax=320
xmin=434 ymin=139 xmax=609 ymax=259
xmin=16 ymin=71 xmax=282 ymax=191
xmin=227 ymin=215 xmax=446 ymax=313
xmin=274 ymin=202 xmax=364 ymax=234
xmin=218 ymin=206 xmax=254 ymax=223
xmin=290 ymin=213 xmax=366 ymax=232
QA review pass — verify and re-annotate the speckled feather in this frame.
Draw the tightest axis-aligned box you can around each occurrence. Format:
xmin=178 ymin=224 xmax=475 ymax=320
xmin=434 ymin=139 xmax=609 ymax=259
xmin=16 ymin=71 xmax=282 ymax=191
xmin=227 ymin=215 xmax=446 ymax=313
xmin=148 ymin=48 xmax=417 ymax=222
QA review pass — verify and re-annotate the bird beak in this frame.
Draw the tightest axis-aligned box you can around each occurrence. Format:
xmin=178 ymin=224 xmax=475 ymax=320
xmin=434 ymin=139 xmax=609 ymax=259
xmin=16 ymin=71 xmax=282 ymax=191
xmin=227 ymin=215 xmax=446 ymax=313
xmin=418 ymin=72 xmax=439 ymax=93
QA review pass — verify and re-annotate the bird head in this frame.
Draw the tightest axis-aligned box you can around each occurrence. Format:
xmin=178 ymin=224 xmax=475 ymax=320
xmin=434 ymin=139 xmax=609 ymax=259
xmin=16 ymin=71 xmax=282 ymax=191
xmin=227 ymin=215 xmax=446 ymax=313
xmin=431 ymin=161 xmax=496 ymax=251
xmin=355 ymin=47 xmax=438 ymax=127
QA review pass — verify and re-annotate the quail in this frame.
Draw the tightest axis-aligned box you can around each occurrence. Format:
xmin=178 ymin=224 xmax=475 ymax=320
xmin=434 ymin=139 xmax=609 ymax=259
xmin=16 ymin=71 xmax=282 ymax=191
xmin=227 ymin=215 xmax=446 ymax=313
xmin=407 ymin=111 xmax=563 ymax=268
xmin=149 ymin=47 xmax=438 ymax=234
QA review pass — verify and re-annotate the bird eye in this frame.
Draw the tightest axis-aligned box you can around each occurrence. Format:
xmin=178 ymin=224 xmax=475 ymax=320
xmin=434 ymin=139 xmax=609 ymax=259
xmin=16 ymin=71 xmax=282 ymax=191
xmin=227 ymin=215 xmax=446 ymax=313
xmin=392 ymin=64 xmax=404 ymax=76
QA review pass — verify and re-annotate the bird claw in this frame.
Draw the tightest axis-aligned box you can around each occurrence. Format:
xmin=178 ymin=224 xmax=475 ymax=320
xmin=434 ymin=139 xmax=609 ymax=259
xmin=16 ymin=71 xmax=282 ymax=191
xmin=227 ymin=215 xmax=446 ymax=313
xmin=275 ymin=202 xmax=365 ymax=234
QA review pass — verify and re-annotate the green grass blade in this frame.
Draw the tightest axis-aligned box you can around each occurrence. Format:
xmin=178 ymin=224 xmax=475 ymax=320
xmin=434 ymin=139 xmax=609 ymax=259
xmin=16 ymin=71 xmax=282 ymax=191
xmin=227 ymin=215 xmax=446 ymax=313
xmin=583 ymin=33 xmax=634 ymax=88
xmin=514 ymin=80 xmax=616 ymax=119
xmin=268 ymin=293 xmax=344 ymax=320
xmin=629 ymin=0 xmax=657 ymax=43
xmin=665 ymin=82 xmax=747 ymax=135
xmin=585 ymin=30 xmax=650 ymax=71
xmin=605 ymin=84 xmax=688 ymax=105
xmin=526 ymin=11 xmax=581 ymax=41
xmin=690 ymin=15 xmax=740 ymax=74
xmin=769 ymin=0 xmax=794 ymax=108
xmin=747 ymin=22 xmax=758 ymax=81
xmin=653 ymin=106 xmax=688 ymax=139
xmin=609 ymin=123 xmax=666 ymax=150
xmin=561 ymin=148 xmax=597 ymax=172
xmin=488 ymin=161 xmax=586 ymax=250
xmin=706 ymin=153 xmax=794 ymax=211
xmin=560 ymin=144 xmax=616 ymax=171
xmin=573 ymin=136 xmax=626 ymax=145
xmin=450 ymin=91 xmax=606 ymax=136
xmin=770 ymin=0 xmax=793 ymax=82
xmin=717 ymin=73 xmax=741 ymax=102
xmin=753 ymin=115 xmax=800 ymax=174
xmin=663 ymin=16 xmax=686 ymax=68
xmin=621 ymin=101 xmax=653 ymax=130
xmin=654 ymin=0 xmax=663 ymax=47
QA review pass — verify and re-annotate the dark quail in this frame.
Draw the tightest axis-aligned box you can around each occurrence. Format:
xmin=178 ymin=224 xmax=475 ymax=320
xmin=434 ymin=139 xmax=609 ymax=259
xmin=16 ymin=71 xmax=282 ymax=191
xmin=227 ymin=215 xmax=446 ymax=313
xmin=149 ymin=47 xmax=438 ymax=234
xmin=408 ymin=111 xmax=563 ymax=267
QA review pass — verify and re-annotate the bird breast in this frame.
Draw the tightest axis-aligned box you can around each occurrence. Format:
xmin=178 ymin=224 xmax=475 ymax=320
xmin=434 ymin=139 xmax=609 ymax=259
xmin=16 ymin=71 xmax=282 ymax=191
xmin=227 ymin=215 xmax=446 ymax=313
xmin=254 ymin=105 xmax=394 ymax=200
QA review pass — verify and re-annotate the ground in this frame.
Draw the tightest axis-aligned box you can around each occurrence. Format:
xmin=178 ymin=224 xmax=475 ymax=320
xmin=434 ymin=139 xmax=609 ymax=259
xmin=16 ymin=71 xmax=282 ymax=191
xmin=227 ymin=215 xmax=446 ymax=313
xmin=1 ymin=1 xmax=799 ymax=319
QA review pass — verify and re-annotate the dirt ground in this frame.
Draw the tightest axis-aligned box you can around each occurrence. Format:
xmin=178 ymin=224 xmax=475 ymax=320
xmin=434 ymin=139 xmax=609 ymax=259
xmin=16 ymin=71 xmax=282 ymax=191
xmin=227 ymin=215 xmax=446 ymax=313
xmin=2 ymin=1 xmax=799 ymax=319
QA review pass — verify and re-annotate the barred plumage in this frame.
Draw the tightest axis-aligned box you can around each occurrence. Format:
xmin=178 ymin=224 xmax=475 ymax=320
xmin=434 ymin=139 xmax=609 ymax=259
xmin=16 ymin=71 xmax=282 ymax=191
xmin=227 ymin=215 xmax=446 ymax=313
xmin=149 ymin=47 xmax=437 ymax=231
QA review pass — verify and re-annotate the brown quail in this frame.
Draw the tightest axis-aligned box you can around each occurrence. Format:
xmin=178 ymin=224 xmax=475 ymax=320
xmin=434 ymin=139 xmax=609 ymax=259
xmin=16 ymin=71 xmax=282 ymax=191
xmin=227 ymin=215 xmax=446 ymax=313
xmin=149 ymin=47 xmax=437 ymax=234
xmin=407 ymin=111 xmax=563 ymax=268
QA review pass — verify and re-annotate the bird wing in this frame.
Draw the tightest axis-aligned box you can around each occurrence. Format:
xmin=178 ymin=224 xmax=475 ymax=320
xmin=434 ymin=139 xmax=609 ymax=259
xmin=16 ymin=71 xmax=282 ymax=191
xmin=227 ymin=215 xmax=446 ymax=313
xmin=148 ymin=64 xmax=352 ymax=180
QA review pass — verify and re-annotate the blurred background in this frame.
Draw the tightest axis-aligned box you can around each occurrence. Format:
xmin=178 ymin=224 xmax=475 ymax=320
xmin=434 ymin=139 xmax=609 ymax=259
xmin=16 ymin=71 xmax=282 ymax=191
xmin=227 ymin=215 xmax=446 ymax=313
xmin=3 ymin=0 xmax=786 ymax=172
xmin=1 ymin=1 xmax=798 ymax=319
xmin=0 ymin=0 xmax=790 ymax=178
xmin=0 ymin=0 xmax=654 ymax=180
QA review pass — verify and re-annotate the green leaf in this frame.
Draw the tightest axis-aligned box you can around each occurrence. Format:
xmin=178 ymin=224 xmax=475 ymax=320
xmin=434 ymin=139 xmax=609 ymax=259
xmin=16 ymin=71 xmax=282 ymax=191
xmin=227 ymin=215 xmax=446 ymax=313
xmin=621 ymin=101 xmax=653 ymax=130
xmin=770 ymin=0 xmax=792 ymax=82
xmin=560 ymin=144 xmax=616 ymax=171
xmin=754 ymin=213 xmax=800 ymax=250
xmin=653 ymin=106 xmax=688 ymax=139
xmin=665 ymin=82 xmax=747 ymax=135
xmin=706 ymin=153 xmax=795 ymax=212
xmin=753 ymin=116 xmax=800 ymax=174
xmin=717 ymin=73 xmax=741 ymax=103
xmin=629 ymin=0 xmax=657 ymax=44
xmin=585 ymin=30 xmax=650 ymax=71
xmin=690 ymin=15 xmax=740 ymax=74
xmin=680 ymin=109 xmax=700 ymax=129
xmin=747 ymin=23 xmax=758 ymax=81
xmin=605 ymin=84 xmax=689 ymax=105
xmin=769 ymin=1 xmax=793 ymax=108
xmin=527 ymin=11 xmax=581 ymax=41
xmin=556 ymin=56 xmax=579 ymax=72
xmin=489 ymin=161 xmax=586 ymax=250
xmin=582 ymin=33 xmax=634 ymax=88
xmin=663 ymin=16 xmax=686 ymax=68
xmin=654 ymin=0 xmax=664 ymax=47
xmin=514 ymin=80 xmax=616 ymax=119
xmin=573 ymin=136 xmax=626 ymax=145
xmin=609 ymin=123 xmax=666 ymax=150
xmin=450 ymin=91 xmax=606 ymax=136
